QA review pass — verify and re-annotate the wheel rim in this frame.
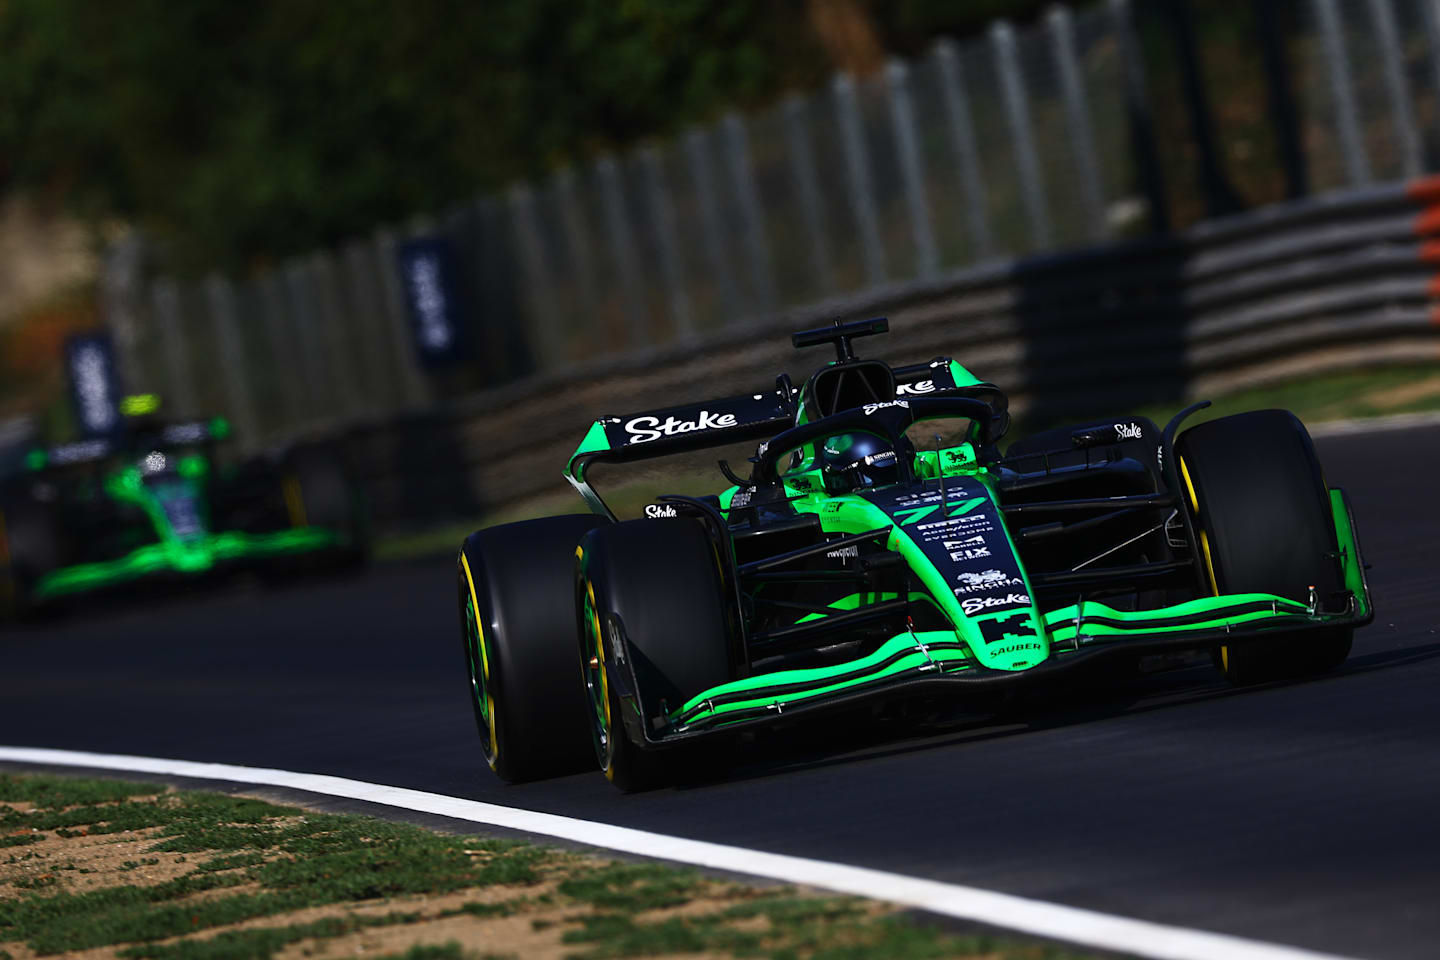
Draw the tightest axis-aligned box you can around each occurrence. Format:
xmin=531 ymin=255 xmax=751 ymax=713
xmin=458 ymin=561 xmax=498 ymax=770
xmin=1180 ymin=454 xmax=1232 ymax=671
xmin=579 ymin=572 xmax=614 ymax=775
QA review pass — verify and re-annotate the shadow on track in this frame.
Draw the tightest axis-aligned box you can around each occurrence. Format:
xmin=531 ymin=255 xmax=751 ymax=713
xmin=667 ymin=639 xmax=1440 ymax=792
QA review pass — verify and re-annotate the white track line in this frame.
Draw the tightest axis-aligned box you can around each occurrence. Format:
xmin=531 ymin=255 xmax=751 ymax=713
xmin=0 ymin=746 xmax=1357 ymax=960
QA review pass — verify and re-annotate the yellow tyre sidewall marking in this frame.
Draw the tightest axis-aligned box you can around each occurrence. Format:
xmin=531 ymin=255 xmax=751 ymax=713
xmin=459 ymin=552 xmax=499 ymax=771
xmin=282 ymin=475 xmax=308 ymax=528
xmin=590 ymin=579 xmax=614 ymax=781
xmin=577 ymin=545 xmax=614 ymax=781
xmin=1180 ymin=455 xmax=1227 ymax=669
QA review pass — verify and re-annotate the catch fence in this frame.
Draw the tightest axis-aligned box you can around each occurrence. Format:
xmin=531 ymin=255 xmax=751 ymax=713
xmin=96 ymin=0 xmax=1440 ymax=527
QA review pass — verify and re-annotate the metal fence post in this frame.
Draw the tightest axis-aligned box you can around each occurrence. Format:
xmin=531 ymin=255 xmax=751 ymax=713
xmin=886 ymin=60 xmax=940 ymax=280
xmin=1047 ymin=5 xmax=1107 ymax=240
xmin=373 ymin=228 xmax=434 ymax=411
xmin=1108 ymin=0 xmax=1169 ymax=233
xmin=342 ymin=238 xmax=398 ymax=415
xmin=1312 ymin=0 xmax=1371 ymax=185
xmin=1423 ymin=0 xmax=1440 ymax=154
xmin=312 ymin=252 xmax=364 ymax=421
xmin=508 ymin=183 xmax=565 ymax=369
xmin=151 ymin=278 xmax=198 ymax=418
xmin=1367 ymin=0 xmax=1422 ymax=178
xmin=991 ymin=20 xmax=1052 ymax=250
xmin=932 ymin=39 xmax=993 ymax=260
xmin=554 ymin=168 xmax=600 ymax=334
xmin=1253 ymin=0 xmax=1310 ymax=199
xmin=203 ymin=273 xmax=258 ymax=445
xmin=639 ymin=147 xmax=694 ymax=339
xmin=833 ymin=74 xmax=887 ymax=287
xmin=596 ymin=156 xmax=648 ymax=345
xmin=722 ymin=113 xmax=777 ymax=316
xmin=684 ymin=127 xmax=743 ymax=322
xmin=100 ymin=235 xmax=148 ymax=392
xmin=283 ymin=259 xmax=329 ymax=420
xmin=782 ymin=95 xmax=836 ymax=297
xmin=258 ymin=269 xmax=305 ymax=430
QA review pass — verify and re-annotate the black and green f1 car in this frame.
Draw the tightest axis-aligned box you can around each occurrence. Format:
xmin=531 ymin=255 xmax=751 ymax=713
xmin=458 ymin=318 xmax=1372 ymax=789
xmin=0 ymin=406 xmax=368 ymax=620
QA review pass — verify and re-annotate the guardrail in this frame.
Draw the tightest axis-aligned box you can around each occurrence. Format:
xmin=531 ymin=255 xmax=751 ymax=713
xmin=322 ymin=176 xmax=1440 ymax=530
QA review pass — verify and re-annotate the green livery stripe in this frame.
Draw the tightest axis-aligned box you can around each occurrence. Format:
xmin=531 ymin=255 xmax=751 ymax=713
xmin=1049 ymin=611 xmax=1310 ymax=644
xmin=1043 ymin=593 xmax=1307 ymax=627
xmin=673 ymin=590 xmax=1346 ymax=729
xmin=569 ymin=420 xmax=611 ymax=467
xmin=1330 ymin=488 xmax=1370 ymax=619
xmin=677 ymin=646 xmax=969 ymax=727
xmin=1044 ymin=594 xmax=1310 ymax=644
xmin=675 ymin=632 xmax=968 ymax=726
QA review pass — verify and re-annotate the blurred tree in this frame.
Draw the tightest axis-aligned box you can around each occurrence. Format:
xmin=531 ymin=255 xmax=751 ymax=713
xmin=868 ymin=0 xmax=1052 ymax=52
xmin=0 ymin=0 xmax=1145 ymax=274
xmin=0 ymin=0 xmax=825 ymax=272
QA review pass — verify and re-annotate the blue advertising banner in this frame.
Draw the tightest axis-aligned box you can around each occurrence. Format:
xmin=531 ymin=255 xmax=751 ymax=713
xmin=64 ymin=332 xmax=124 ymax=438
xmin=396 ymin=236 xmax=466 ymax=368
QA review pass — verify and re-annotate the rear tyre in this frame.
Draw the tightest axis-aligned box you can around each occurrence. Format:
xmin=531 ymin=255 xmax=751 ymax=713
xmin=287 ymin=446 xmax=369 ymax=568
xmin=458 ymin=514 xmax=607 ymax=782
xmin=576 ymin=518 xmax=733 ymax=792
xmin=1175 ymin=410 xmax=1351 ymax=685
xmin=0 ymin=501 xmax=62 ymax=624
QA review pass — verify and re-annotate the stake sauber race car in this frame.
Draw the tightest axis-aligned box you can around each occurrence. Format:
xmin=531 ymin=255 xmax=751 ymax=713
xmin=0 ymin=403 xmax=367 ymax=620
xmin=458 ymin=319 xmax=1372 ymax=790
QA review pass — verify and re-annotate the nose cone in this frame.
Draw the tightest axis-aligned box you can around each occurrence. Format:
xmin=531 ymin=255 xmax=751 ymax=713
xmin=960 ymin=608 xmax=1050 ymax=671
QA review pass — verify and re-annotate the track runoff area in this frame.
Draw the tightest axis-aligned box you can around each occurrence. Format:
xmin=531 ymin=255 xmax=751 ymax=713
xmin=0 ymin=746 xmax=1358 ymax=960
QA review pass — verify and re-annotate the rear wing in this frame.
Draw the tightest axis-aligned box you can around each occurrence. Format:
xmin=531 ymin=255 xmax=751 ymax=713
xmin=24 ymin=419 xmax=228 ymax=473
xmin=566 ymin=385 xmax=797 ymax=517
xmin=564 ymin=355 xmax=1005 ymax=520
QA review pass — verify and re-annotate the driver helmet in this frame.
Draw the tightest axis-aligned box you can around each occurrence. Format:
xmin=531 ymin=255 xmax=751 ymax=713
xmin=820 ymin=433 xmax=907 ymax=492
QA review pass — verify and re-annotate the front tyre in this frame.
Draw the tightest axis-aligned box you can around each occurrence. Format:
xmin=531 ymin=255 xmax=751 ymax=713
xmin=576 ymin=518 xmax=733 ymax=792
xmin=1176 ymin=410 xmax=1351 ymax=685
xmin=458 ymin=514 xmax=606 ymax=782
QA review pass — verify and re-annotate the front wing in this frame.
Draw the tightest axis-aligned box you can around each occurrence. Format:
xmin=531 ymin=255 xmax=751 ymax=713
xmin=612 ymin=490 xmax=1373 ymax=748
xmin=645 ymin=593 xmax=1369 ymax=741
xmin=32 ymin=527 xmax=343 ymax=601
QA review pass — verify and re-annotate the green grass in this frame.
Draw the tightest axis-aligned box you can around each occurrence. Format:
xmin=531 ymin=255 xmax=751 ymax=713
xmin=556 ymin=861 xmax=704 ymax=912
xmin=1123 ymin=364 xmax=1440 ymax=434
xmin=116 ymin=913 xmax=421 ymax=960
xmin=0 ymin=773 xmax=159 ymax=807
xmin=372 ymin=477 xmax=703 ymax=563
xmin=0 ymin=772 xmax=1110 ymax=960
xmin=0 ymin=776 xmax=548 ymax=955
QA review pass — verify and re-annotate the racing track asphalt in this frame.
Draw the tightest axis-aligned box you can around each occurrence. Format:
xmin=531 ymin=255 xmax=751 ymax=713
xmin=3 ymin=424 xmax=1438 ymax=960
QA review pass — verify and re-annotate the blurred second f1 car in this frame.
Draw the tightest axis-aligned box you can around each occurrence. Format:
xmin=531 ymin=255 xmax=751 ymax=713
xmin=458 ymin=318 xmax=1373 ymax=790
xmin=0 ymin=395 xmax=368 ymax=621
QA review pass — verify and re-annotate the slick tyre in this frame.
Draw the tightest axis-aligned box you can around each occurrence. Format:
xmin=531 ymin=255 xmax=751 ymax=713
xmin=576 ymin=518 xmax=733 ymax=792
xmin=287 ymin=446 xmax=369 ymax=568
xmin=1175 ymin=410 xmax=1351 ymax=685
xmin=0 ymin=501 xmax=61 ymax=624
xmin=458 ymin=514 xmax=607 ymax=782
